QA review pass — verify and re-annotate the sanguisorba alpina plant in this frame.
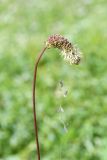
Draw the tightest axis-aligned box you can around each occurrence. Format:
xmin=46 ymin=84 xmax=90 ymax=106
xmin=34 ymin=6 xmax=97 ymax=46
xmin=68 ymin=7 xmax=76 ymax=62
xmin=32 ymin=34 xmax=82 ymax=160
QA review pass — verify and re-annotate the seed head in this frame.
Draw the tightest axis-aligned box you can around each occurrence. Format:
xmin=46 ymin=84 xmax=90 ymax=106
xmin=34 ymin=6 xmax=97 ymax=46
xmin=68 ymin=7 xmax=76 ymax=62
xmin=46 ymin=34 xmax=82 ymax=65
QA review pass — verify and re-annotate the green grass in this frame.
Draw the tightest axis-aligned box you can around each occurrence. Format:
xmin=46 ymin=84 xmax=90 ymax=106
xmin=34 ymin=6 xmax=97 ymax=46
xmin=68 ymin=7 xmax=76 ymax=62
xmin=0 ymin=0 xmax=107 ymax=159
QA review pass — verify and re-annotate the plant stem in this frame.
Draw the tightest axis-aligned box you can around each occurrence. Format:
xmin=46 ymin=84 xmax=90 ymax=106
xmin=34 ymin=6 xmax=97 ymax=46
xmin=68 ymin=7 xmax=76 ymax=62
xmin=32 ymin=46 xmax=47 ymax=160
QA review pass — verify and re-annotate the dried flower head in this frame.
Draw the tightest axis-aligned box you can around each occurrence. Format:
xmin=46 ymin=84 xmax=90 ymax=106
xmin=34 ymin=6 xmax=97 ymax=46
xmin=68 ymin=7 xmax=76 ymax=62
xmin=46 ymin=34 xmax=82 ymax=65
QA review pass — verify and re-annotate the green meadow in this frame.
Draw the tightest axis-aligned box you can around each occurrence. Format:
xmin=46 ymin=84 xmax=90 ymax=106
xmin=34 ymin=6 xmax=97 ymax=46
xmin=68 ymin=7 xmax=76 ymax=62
xmin=0 ymin=0 xmax=107 ymax=159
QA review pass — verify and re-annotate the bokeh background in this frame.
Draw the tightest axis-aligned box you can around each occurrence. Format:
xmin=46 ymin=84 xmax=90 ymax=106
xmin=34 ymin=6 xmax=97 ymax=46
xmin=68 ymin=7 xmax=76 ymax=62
xmin=0 ymin=0 xmax=107 ymax=159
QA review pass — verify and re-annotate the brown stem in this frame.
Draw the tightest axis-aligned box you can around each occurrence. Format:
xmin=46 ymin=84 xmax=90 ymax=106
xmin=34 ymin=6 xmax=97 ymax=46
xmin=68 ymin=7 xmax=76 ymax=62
xmin=32 ymin=46 xmax=47 ymax=160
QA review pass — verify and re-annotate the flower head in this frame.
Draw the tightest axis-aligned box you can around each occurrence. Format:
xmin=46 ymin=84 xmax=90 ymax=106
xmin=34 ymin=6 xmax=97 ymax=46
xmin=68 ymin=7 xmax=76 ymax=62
xmin=46 ymin=34 xmax=82 ymax=65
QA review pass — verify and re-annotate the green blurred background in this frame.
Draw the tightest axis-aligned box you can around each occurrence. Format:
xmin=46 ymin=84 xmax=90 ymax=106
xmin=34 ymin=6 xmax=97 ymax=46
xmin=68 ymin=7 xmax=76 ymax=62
xmin=0 ymin=0 xmax=107 ymax=159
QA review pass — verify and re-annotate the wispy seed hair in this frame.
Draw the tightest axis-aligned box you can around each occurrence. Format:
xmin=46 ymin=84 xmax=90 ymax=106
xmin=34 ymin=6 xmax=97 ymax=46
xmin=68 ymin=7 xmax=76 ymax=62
xmin=46 ymin=34 xmax=82 ymax=65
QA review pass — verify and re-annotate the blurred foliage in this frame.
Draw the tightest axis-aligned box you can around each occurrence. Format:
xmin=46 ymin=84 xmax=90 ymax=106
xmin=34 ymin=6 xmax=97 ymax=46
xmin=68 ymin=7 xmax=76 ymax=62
xmin=0 ymin=0 xmax=107 ymax=159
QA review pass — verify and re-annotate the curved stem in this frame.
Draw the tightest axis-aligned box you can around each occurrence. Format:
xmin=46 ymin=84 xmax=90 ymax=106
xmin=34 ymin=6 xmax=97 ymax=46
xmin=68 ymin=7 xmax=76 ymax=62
xmin=32 ymin=46 xmax=47 ymax=160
